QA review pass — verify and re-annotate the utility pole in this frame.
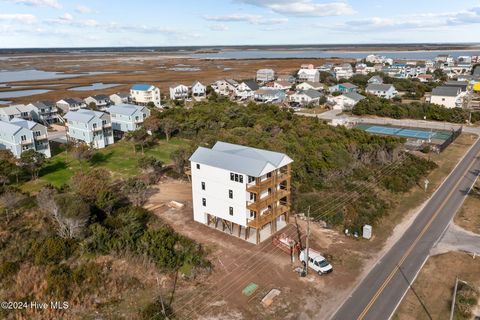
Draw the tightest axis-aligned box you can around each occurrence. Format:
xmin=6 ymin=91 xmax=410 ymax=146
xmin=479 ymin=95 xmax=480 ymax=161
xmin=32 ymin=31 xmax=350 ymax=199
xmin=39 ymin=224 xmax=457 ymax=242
xmin=450 ymin=276 xmax=459 ymax=320
xmin=305 ymin=206 xmax=311 ymax=276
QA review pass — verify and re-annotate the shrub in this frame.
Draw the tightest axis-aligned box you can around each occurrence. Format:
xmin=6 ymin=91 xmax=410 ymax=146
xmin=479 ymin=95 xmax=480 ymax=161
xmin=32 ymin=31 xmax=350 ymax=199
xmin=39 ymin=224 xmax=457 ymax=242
xmin=0 ymin=261 xmax=19 ymax=280
xmin=141 ymin=298 xmax=175 ymax=320
xmin=46 ymin=264 xmax=72 ymax=299
xmin=32 ymin=236 xmax=75 ymax=265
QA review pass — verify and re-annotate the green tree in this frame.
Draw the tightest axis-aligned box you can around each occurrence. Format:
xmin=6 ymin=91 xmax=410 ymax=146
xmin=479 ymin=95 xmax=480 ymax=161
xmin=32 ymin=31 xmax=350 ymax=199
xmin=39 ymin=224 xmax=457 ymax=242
xmin=125 ymin=128 xmax=150 ymax=154
xmin=0 ymin=150 xmax=18 ymax=185
xmin=159 ymin=118 xmax=178 ymax=142
xmin=19 ymin=149 xmax=45 ymax=180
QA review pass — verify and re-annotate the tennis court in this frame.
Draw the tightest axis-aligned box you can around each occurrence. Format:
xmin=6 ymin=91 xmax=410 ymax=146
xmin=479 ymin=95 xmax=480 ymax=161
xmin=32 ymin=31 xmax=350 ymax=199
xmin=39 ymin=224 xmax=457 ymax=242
xmin=355 ymin=124 xmax=453 ymax=142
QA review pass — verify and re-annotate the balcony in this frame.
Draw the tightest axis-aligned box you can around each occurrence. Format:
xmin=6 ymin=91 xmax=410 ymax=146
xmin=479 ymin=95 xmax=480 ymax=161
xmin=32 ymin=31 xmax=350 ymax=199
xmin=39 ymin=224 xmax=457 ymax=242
xmin=34 ymin=134 xmax=48 ymax=141
xmin=246 ymin=188 xmax=289 ymax=211
xmin=246 ymin=171 xmax=290 ymax=193
xmin=20 ymin=139 xmax=33 ymax=145
xmin=247 ymin=204 xmax=290 ymax=229
xmin=134 ymin=119 xmax=144 ymax=124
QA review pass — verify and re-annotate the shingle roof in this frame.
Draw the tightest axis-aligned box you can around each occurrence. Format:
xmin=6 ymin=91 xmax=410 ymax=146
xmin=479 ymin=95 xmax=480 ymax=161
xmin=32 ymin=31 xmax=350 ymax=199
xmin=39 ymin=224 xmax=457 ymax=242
xmin=302 ymin=89 xmax=322 ymax=99
xmin=131 ymin=84 xmax=154 ymax=91
xmin=368 ymin=76 xmax=383 ymax=83
xmin=343 ymin=92 xmax=366 ymax=102
xmin=0 ymin=106 xmax=22 ymax=116
xmin=107 ymin=104 xmax=143 ymax=116
xmin=61 ymin=98 xmax=83 ymax=105
xmin=367 ymin=84 xmax=395 ymax=91
xmin=243 ymin=80 xmax=260 ymax=91
xmin=339 ymin=83 xmax=358 ymax=89
xmin=189 ymin=141 xmax=293 ymax=177
xmin=432 ymin=86 xmax=461 ymax=97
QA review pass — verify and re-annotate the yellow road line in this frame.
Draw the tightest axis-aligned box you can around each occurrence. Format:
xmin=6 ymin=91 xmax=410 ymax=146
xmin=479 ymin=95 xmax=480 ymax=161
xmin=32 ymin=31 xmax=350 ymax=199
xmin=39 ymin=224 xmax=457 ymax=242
xmin=357 ymin=153 xmax=479 ymax=320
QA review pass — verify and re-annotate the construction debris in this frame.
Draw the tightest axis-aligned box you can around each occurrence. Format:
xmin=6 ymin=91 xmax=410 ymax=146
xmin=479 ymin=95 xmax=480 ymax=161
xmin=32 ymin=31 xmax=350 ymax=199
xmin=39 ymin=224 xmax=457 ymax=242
xmin=168 ymin=200 xmax=184 ymax=209
xmin=262 ymin=289 xmax=281 ymax=307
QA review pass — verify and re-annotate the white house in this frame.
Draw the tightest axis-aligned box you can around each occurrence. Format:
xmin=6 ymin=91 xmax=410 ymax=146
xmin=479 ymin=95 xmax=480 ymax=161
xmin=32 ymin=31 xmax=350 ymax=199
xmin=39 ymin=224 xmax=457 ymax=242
xmin=109 ymin=93 xmax=130 ymax=106
xmin=256 ymin=69 xmax=276 ymax=83
xmin=296 ymin=81 xmax=323 ymax=91
xmin=27 ymin=101 xmax=60 ymax=124
xmin=130 ymin=84 xmax=161 ymax=108
xmin=107 ymin=104 xmax=150 ymax=133
xmin=0 ymin=105 xmax=24 ymax=122
xmin=297 ymin=68 xmax=320 ymax=83
xmin=271 ymin=80 xmax=293 ymax=91
xmin=334 ymin=64 xmax=354 ymax=80
xmin=329 ymin=92 xmax=366 ymax=110
xmin=368 ymin=76 xmax=384 ymax=84
xmin=191 ymin=81 xmax=207 ymax=98
xmin=169 ymin=84 xmax=189 ymax=100
xmin=64 ymin=109 xmax=114 ymax=149
xmin=189 ymin=141 xmax=293 ymax=244
xmin=84 ymin=95 xmax=111 ymax=111
xmin=289 ymin=89 xmax=322 ymax=106
xmin=366 ymin=84 xmax=398 ymax=99
xmin=0 ymin=118 xmax=51 ymax=158
xmin=235 ymin=80 xmax=259 ymax=100
xmin=56 ymin=98 xmax=86 ymax=114
xmin=254 ymin=89 xmax=286 ymax=103
xmin=212 ymin=79 xmax=239 ymax=96
xmin=430 ymin=86 xmax=463 ymax=109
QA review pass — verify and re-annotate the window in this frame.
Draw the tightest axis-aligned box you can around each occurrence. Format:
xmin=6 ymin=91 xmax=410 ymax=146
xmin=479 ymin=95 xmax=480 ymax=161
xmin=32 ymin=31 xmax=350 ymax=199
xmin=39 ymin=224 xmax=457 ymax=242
xmin=228 ymin=190 xmax=233 ymax=199
xmin=196 ymin=164 xmax=200 ymax=169
xmin=202 ymin=198 xmax=206 ymax=207
xmin=250 ymin=210 xmax=256 ymax=218
xmin=20 ymin=135 xmax=27 ymax=141
xmin=248 ymin=176 xmax=255 ymax=183
xmin=230 ymin=172 xmax=244 ymax=183
xmin=201 ymin=182 xmax=205 ymax=190
xmin=229 ymin=207 xmax=233 ymax=216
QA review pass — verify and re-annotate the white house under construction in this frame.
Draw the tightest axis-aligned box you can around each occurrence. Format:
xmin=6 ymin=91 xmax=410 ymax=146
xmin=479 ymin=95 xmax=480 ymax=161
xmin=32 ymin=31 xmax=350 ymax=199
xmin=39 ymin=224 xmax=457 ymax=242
xmin=189 ymin=141 xmax=293 ymax=244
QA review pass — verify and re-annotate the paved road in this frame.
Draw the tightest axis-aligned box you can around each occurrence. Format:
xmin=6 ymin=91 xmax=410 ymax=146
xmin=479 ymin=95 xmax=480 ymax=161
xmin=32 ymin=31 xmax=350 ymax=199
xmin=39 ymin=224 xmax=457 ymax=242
xmin=330 ymin=137 xmax=480 ymax=320
xmin=431 ymin=223 xmax=480 ymax=256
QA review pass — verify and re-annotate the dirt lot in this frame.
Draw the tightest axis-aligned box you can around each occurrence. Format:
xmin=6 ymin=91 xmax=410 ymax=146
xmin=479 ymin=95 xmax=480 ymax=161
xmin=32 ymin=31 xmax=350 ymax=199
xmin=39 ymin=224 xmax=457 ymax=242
xmin=393 ymin=252 xmax=480 ymax=320
xmin=455 ymin=179 xmax=480 ymax=234
xmin=0 ymin=53 xmax=351 ymax=104
xmin=145 ymin=179 xmax=368 ymax=320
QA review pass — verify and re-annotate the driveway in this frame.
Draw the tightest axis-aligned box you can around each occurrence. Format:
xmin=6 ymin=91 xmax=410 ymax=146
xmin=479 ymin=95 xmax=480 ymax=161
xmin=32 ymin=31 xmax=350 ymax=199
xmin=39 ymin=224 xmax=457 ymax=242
xmin=431 ymin=223 xmax=480 ymax=256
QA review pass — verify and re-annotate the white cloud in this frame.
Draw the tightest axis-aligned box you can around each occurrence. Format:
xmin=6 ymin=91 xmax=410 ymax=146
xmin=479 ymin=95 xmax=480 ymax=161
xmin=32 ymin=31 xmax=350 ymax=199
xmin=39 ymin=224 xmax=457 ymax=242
xmin=10 ymin=0 xmax=61 ymax=9
xmin=334 ymin=6 xmax=480 ymax=32
xmin=236 ymin=0 xmax=354 ymax=17
xmin=75 ymin=5 xmax=92 ymax=14
xmin=204 ymin=13 xmax=288 ymax=25
xmin=208 ymin=24 xmax=230 ymax=31
xmin=0 ymin=13 xmax=37 ymax=24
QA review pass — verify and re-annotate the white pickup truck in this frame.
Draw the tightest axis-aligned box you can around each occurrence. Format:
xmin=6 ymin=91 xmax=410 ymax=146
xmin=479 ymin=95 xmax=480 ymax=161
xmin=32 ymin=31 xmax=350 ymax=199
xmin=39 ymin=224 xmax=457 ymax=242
xmin=299 ymin=249 xmax=333 ymax=275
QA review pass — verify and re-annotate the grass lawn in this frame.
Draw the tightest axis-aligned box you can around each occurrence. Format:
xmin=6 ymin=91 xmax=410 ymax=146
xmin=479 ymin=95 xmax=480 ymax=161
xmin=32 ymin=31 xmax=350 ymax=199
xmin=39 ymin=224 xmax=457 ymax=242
xmin=393 ymin=252 xmax=480 ymax=320
xmin=21 ymin=138 xmax=188 ymax=193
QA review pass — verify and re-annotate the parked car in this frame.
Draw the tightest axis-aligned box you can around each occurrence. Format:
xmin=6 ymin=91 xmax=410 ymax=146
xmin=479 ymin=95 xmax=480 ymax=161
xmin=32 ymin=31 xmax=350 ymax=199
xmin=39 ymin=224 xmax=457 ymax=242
xmin=299 ymin=249 xmax=333 ymax=275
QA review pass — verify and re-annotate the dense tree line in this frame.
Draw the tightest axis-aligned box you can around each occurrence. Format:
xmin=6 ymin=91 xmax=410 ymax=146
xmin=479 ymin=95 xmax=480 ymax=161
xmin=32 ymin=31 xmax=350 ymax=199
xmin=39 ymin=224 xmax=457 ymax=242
xmin=144 ymin=101 xmax=436 ymax=231
xmin=352 ymin=96 xmax=480 ymax=123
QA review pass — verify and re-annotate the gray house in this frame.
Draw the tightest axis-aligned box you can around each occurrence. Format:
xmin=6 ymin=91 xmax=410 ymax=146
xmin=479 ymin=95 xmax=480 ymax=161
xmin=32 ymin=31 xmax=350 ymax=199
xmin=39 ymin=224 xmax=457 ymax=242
xmin=0 ymin=118 xmax=51 ymax=158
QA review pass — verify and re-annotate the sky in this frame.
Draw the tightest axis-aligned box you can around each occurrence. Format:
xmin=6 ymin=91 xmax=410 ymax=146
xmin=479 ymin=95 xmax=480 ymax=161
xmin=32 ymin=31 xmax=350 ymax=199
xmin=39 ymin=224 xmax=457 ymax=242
xmin=0 ymin=0 xmax=479 ymax=48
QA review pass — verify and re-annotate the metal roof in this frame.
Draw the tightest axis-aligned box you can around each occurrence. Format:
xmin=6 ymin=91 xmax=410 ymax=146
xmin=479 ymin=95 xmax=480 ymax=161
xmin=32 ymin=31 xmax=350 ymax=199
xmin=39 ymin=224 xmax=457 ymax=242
xmin=107 ymin=104 xmax=144 ymax=116
xmin=9 ymin=118 xmax=37 ymax=130
xmin=131 ymin=84 xmax=154 ymax=91
xmin=189 ymin=141 xmax=293 ymax=177
xmin=0 ymin=120 xmax=23 ymax=135
xmin=65 ymin=109 xmax=104 ymax=122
